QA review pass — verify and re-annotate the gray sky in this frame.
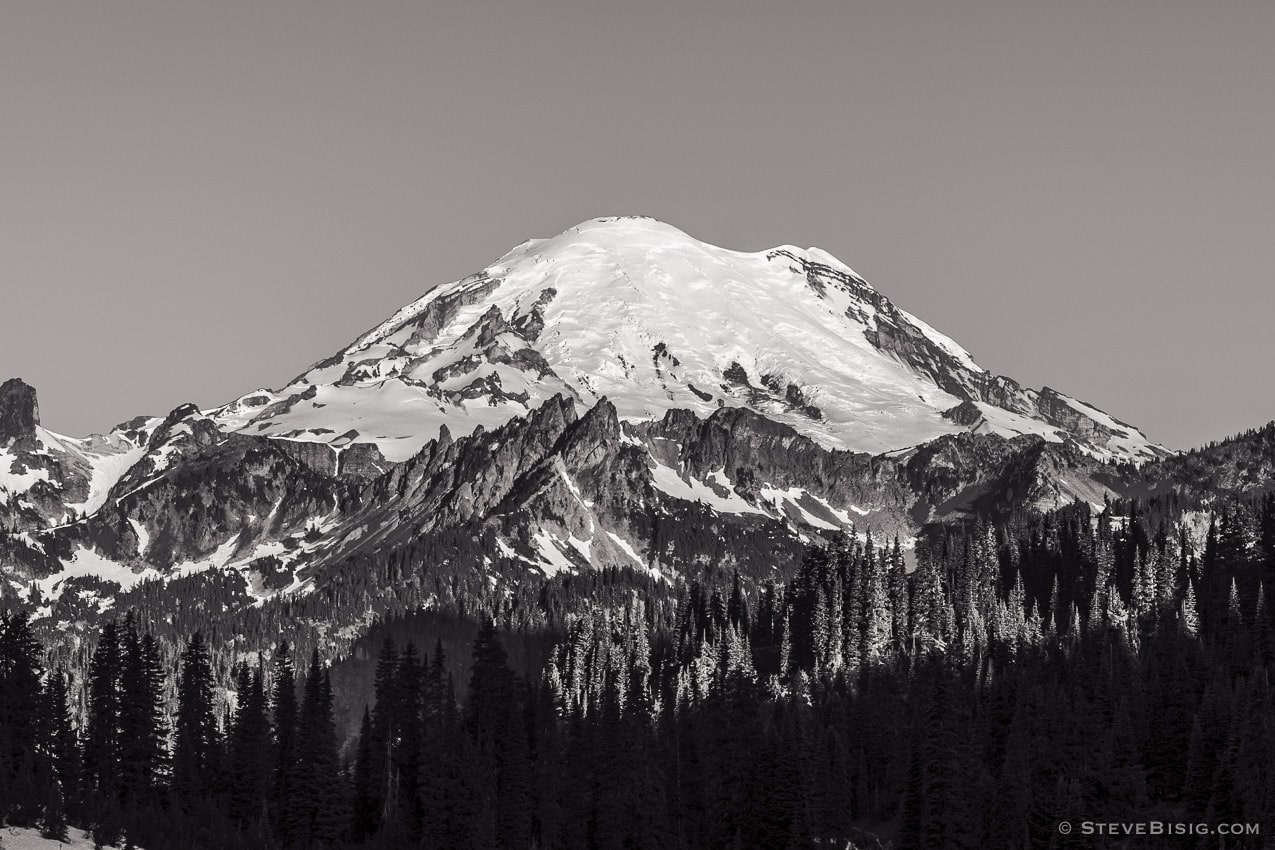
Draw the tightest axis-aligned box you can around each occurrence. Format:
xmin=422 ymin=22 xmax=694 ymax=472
xmin=2 ymin=1 xmax=1271 ymax=450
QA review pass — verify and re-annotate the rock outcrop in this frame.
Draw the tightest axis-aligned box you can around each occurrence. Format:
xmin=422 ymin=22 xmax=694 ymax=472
xmin=0 ymin=378 xmax=39 ymax=443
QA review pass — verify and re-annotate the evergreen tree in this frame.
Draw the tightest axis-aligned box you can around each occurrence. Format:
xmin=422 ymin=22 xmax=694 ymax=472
xmin=350 ymin=706 xmax=378 ymax=841
xmin=171 ymin=631 xmax=222 ymax=810
xmin=285 ymin=650 xmax=347 ymax=847
xmin=391 ymin=641 xmax=425 ymax=838
xmin=37 ymin=757 xmax=69 ymax=841
xmin=227 ymin=659 xmax=272 ymax=828
xmin=82 ymin=620 xmax=122 ymax=805
xmin=367 ymin=636 xmax=398 ymax=829
xmin=466 ymin=619 xmax=533 ymax=849
xmin=0 ymin=611 xmax=48 ymax=826
xmin=118 ymin=614 xmax=167 ymax=809
xmin=270 ymin=641 xmax=299 ymax=847
xmin=44 ymin=666 xmax=81 ymax=817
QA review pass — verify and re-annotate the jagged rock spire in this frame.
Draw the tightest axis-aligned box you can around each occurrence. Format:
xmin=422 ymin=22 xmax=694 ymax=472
xmin=0 ymin=378 xmax=39 ymax=443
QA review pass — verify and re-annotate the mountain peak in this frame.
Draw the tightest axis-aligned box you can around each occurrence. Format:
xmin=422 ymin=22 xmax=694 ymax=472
xmin=0 ymin=378 xmax=40 ymax=443
xmin=510 ymin=216 xmax=871 ymax=288
xmin=559 ymin=215 xmax=694 ymax=241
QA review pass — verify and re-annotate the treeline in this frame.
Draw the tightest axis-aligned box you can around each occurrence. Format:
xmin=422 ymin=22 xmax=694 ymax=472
xmin=4 ymin=495 xmax=1274 ymax=848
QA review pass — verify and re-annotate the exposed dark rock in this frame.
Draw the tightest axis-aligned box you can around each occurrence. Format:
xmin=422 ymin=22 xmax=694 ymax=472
xmin=276 ymin=439 xmax=339 ymax=476
xmin=687 ymin=384 xmax=713 ymax=402
xmin=652 ymin=342 xmax=681 ymax=369
xmin=339 ymin=443 xmax=391 ymax=479
xmin=942 ymin=400 xmax=984 ymax=427
xmin=492 ymin=347 xmax=555 ymax=379
xmin=401 ymin=272 xmax=503 ymax=350
xmin=509 ymin=288 xmax=556 ymax=342
xmin=432 ymin=355 xmax=483 ymax=383
xmin=862 ymin=320 xmax=974 ymax=401
xmin=0 ymin=378 xmax=39 ymax=443
xmin=1032 ymin=386 xmax=1120 ymax=444
xmin=722 ymin=362 xmax=751 ymax=387
xmin=783 ymin=383 xmax=823 ymax=420
xmin=451 ymin=373 xmax=506 ymax=402
xmin=472 ymin=305 xmax=512 ymax=348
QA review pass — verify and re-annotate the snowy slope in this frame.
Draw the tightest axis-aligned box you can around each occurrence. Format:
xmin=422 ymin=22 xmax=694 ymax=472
xmin=213 ymin=216 xmax=1165 ymax=464
xmin=41 ymin=428 xmax=151 ymax=516
xmin=0 ymin=826 xmax=125 ymax=850
xmin=0 ymin=424 xmax=151 ymax=524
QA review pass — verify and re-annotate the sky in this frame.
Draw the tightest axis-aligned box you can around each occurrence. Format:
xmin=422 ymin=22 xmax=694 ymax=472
xmin=1 ymin=1 xmax=1272 ymax=450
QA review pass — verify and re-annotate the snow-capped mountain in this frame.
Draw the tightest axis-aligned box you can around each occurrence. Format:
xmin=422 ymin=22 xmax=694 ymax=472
xmin=212 ymin=216 xmax=1164 ymax=465
xmin=3 ymin=215 xmax=1195 ymax=645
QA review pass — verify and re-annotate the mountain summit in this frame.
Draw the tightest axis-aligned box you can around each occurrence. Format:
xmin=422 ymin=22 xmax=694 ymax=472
xmin=212 ymin=216 xmax=1163 ymax=464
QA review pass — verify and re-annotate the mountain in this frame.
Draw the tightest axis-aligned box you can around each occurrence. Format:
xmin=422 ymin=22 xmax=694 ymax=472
xmin=213 ymin=216 xmax=1164 ymax=465
xmin=0 ymin=216 xmax=1212 ymax=647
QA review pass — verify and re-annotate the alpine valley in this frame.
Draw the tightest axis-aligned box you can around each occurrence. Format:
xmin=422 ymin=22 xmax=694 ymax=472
xmin=0 ymin=216 xmax=1268 ymax=658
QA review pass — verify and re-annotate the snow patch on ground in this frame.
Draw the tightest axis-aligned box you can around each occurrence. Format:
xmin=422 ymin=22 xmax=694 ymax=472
xmin=35 ymin=547 xmax=160 ymax=599
xmin=605 ymin=531 xmax=645 ymax=568
xmin=532 ymin=529 xmax=576 ymax=577
xmin=567 ymin=534 xmax=592 ymax=561
xmin=0 ymin=449 xmax=50 ymax=502
xmin=759 ymin=486 xmax=861 ymax=531
xmin=27 ymin=523 xmax=334 ymax=617
xmin=649 ymin=461 xmax=765 ymax=515
xmin=67 ymin=442 xmax=148 ymax=516
xmin=973 ymin=403 xmax=1068 ymax=444
xmin=129 ymin=519 xmax=151 ymax=557
xmin=0 ymin=826 xmax=126 ymax=850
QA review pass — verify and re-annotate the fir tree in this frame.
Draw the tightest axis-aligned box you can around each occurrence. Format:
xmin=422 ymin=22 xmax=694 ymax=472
xmin=227 ymin=659 xmax=272 ymax=828
xmin=118 ymin=614 xmax=167 ymax=808
xmin=0 ymin=611 xmax=49 ymax=826
xmin=350 ymin=706 xmax=377 ymax=841
xmin=171 ymin=632 xmax=222 ymax=810
xmin=270 ymin=641 xmax=299 ymax=847
xmin=367 ymin=636 xmax=398 ymax=828
xmin=466 ymin=619 xmax=533 ymax=849
xmin=44 ymin=666 xmax=81 ymax=816
xmin=82 ymin=620 xmax=122 ymax=804
xmin=285 ymin=650 xmax=347 ymax=847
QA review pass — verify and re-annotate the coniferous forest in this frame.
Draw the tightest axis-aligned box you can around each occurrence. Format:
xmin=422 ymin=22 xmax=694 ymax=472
xmin=3 ymin=495 xmax=1274 ymax=848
